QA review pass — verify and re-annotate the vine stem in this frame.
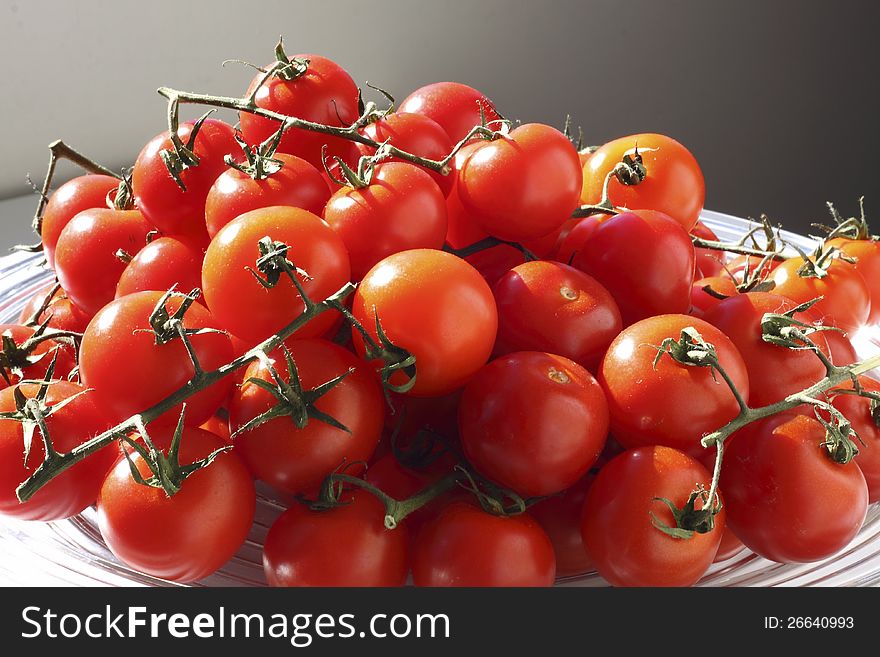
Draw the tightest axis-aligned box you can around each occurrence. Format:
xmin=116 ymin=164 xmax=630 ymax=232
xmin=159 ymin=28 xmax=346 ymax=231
xmin=691 ymin=236 xmax=788 ymax=260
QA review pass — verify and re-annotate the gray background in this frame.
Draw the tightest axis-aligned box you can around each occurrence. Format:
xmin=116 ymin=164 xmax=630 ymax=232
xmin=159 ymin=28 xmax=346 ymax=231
xmin=1 ymin=0 xmax=878 ymax=246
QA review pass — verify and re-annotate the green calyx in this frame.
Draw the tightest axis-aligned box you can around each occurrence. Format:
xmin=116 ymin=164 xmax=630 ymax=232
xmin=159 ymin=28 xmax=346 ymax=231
xmin=651 ymin=488 xmax=722 ymax=540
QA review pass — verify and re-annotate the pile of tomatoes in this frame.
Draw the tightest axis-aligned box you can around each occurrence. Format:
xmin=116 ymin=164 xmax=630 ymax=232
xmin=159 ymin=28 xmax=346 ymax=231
xmin=1 ymin=43 xmax=879 ymax=588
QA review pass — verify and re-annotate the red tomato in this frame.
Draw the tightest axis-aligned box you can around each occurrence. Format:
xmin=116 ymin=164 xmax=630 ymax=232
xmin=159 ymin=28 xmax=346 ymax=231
xmin=398 ymin=82 xmax=501 ymax=144
xmin=528 ymin=475 xmax=594 ymax=577
xmin=239 ymin=54 xmax=359 ymax=170
xmin=97 ymin=427 xmax=255 ymax=582
xmin=352 ymin=249 xmax=497 ymax=396
xmin=18 ymin=284 xmax=93 ymax=333
xmin=721 ymin=413 xmax=868 ymax=563
xmin=229 ymin=340 xmax=384 ymax=495
xmin=115 ymin=237 xmax=203 ymax=298
xmin=412 ymin=502 xmax=556 ymax=586
xmin=599 ymin=314 xmax=749 ymax=456
xmin=492 ymin=261 xmax=622 ymax=372
xmin=690 ymin=275 xmax=738 ymax=316
xmin=361 ymin=112 xmax=455 ymax=196
xmin=54 ymin=208 xmax=153 ymax=315
xmin=702 ymin=292 xmax=830 ymax=406
xmin=714 ymin=527 xmax=746 ymax=562
xmin=204 ymin=153 xmax=330 ymax=238
xmin=0 ymin=324 xmax=77 ymax=388
xmin=199 ymin=412 xmax=231 ymax=443
xmin=581 ymin=445 xmax=724 ymax=587
xmin=0 ymin=382 xmax=115 ymax=521
xmin=132 ymin=119 xmax=238 ymax=247
xmin=553 ymin=214 xmax=612 ymax=265
xmin=727 ymin=254 xmax=780 ymax=283
xmin=457 ymin=124 xmax=582 ymax=241
xmin=79 ymin=291 xmax=234 ymax=428
xmin=572 ymin=210 xmax=696 ymax=326
xmin=40 ymin=174 xmax=118 ymax=269
xmin=459 ymin=352 xmax=608 ymax=497
xmin=264 ymin=492 xmax=408 ymax=587
xmin=826 ymin=328 xmax=859 ymax=367
xmin=581 ymin=133 xmax=705 ymax=231
xmin=323 ymin=162 xmax=448 ymax=280
xmin=832 ymin=377 xmax=880 ymax=502
xmin=827 ymin=237 xmax=880 ymax=324
xmin=690 ymin=221 xmax=726 ymax=278
xmin=202 ymin=206 xmax=350 ymax=345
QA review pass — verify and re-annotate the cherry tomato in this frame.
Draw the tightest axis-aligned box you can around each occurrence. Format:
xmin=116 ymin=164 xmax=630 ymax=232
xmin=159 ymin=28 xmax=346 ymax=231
xmin=492 ymin=261 xmax=621 ymax=372
xmin=832 ymin=377 xmax=880 ymax=503
xmin=691 ymin=221 xmax=726 ymax=278
xmin=721 ymin=413 xmax=868 ymax=563
xmin=714 ymin=527 xmax=746 ymax=562
xmin=204 ymin=153 xmax=330 ymax=238
xmin=827 ymin=236 xmax=880 ymax=324
xmin=599 ymin=314 xmax=749 ymax=456
xmin=0 ymin=324 xmax=77 ymax=389
xmin=581 ymin=133 xmax=704 ymax=231
xmin=79 ymin=291 xmax=234 ymax=428
xmin=202 ymin=206 xmax=350 ymax=345
xmin=690 ymin=275 xmax=738 ymax=316
xmin=572 ymin=209 xmax=695 ymax=326
xmin=54 ymin=208 xmax=154 ymax=315
xmin=18 ymin=284 xmax=92 ymax=333
xmin=229 ymin=340 xmax=384 ymax=495
xmin=826 ymin=328 xmax=859 ymax=366
xmin=115 ymin=237 xmax=203 ymax=299
xmin=553 ymin=214 xmax=612 ymax=266
xmin=40 ymin=174 xmax=118 ymax=269
xmin=412 ymin=502 xmax=555 ymax=586
xmin=352 ymin=249 xmax=497 ymax=396
xmin=399 ymin=82 xmax=501 ymax=144
xmin=581 ymin=445 xmax=724 ymax=587
xmin=199 ymin=411 xmax=231 ymax=443
xmin=97 ymin=427 xmax=255 ymax=582
xmin=323 ymin=162 xmax=448 ymax=280
xmin=0 ymin=382 xmax=115 ymax=521
xmin=457 ymin=124 xmax=582 ymax=241
xmin=727 ymin=254 xmax=780 ymax=283
xmin=529 ymin=475 xmax=595 ymax=577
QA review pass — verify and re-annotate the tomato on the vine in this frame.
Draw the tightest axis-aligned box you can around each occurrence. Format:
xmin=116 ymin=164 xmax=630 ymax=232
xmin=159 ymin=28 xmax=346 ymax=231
xmin=399 ymin=82 xmax=501 ymax=144
xmin=832 ymin=377 xmax=880 ymax=503
xmin=690 ymin=275 xmax=738 ymax=316
xmin=826 ymin=236 xmax=880 ymax=324
xmin=0 ymin=324 xmax=77 ymax=388
xmin=528 ymin=475 xmax=595 ymax=577
xmin=18 ymin=284 xmax=93 ymax=334
xmin=115 ymin=236 xmax=204 ymax=299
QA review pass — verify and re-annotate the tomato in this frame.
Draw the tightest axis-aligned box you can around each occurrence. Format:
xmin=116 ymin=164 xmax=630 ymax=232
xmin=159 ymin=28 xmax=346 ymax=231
xmin=599 ymin=314 xmax=749 ymax=456
xmin=264 ymin=492 xmax=408 ymax=587
xmin=204 ymin=153 xmax=330 ymax=238
xmin=690 ymin=221 xmax=726 ymax=278
xmin=770 ymin=256 xmax=870 ymax=332
xmin=727 ymin=254 xmax=780 ymax=283
xmin=398 ymin=82 xmax=501 ymax=144
xmin=115 ymin=237 xmax=203 ymax=299
xmin=826 ymin=328 xmax=859 ymax=366
xmin=553 ymin=214 xmax=612 ymax=266
xmin=239 ymin=53 xmax=359 ymax=170
xmin=529 ymin=475 xmax=594 ymax=577
xmin=361 ymin=112 xmax=455 ymax=196
xmin=702 ymin=292 xmax=830 ymax=407
xmin=492 ymin=261 xmax=622 ymax=372
xmin=0 ymin=382 xmax=115 ymax=521
xmin=459 ymin=352 xmax=608 ymax=497
xmin=352 ymin=249 xmax=497 ymax=396
xmin=581 ymin=445 xmax=724 ymax=587
xmin=323 ymin=162 xmax=448 ymax=280
xmin=572 ymin=210 xmax=695 ymax=326
xmin=18 ymin=284 xmax=92 ymax=333
xmin=690 ymin=275 xmax=738 ymax=316
xmin=132 ymin=118 xmax=238 ymax=247
xmin=832 ymin=377 xmax=880 ymax=502
xmin=79 ymin=291 xmax=234 ymax=428
xmin=229 ymin=340 xmax=384 ymax=495
xmin=97 ymin=427 xmax=255 ymax=582
xmin=713 ymin=527 xmax=746 ymax=562
xmin=0 ymin=324 xmax=77 ymax=388
xmin=457 ymin=124 xmax=582 ymax=241
xmin=54 ymin=208 xmax=154 ymax=315
xmin=202 ymin=206 xmax=350 ymax=345
xmin=199 ymin=412 xmax=231 ymax=443
xmin=40 ymin=174 xmax=118 ymax=269
xmin=412 ymin=502 xmax=555 ymax=586
xmin=827 ymin=236 xmax=880 ymax=324
xmin=721 ymin=413 xmax=868 ymax=563
xmin=581 ymin=133 xmax=704 ymax=231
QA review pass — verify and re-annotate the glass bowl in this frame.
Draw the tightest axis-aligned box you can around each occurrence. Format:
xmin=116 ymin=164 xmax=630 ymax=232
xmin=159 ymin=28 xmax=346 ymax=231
xmin=0 ymin=209 xmax=877 ymax=587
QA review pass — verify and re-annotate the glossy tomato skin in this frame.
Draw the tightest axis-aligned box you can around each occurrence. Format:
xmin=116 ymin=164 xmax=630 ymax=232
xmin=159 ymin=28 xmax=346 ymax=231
xmin=264 ymin=492 xmax=408 ymax=587
xmin=18 ymin=284 xmax=93 ymax=333
xmin=412 ymin=502 xmax=556 ymax=587
xmin=323 ymin=163 xmax=448 ymax=280
xmin=690 ymin=221 xmax=726 ymax=278
xmin=581 ymin=133 xmax=705 ymax=231
xmin=599 ymin=314 xmax=749 ymax=456
xmin=457 ymin=123 xmax=582 ymax=241
xmin=690 ymin=275 xmax=738 ymax=316
xmin=553 ymin=214 xmax=612 ymax=266
xmin=727 ymin=254 xmax=780 ymax=283
xmin=54 ymin=208 xmax=154 ymax=315
xmin=581 ymin=446 xmax=724 ymax=587
xmin=41 ymin=174 xmax=119 ymax=269
xmin=204 ymin=153 xmax=330 ymax=238
xmin=459 ymin=352 xmax=609 ymax=497
xmin=0 ymin=324 xmax=77 ymax=388
xmin=115 ymin=237 xmax=203 ymax=298
xmin=398 ymin=82 xmax=501 ymax=144
xmin=352 ymin=249 xmax=497 ymax=397
xmin=721 ymin=413 xmax=868 ymax=563
xmin=492 ymin=261 xmax=622 ymax=372
xmin=79 ymin=291 xmax=234 ymax=428
xmin=239 ymin=54 xmax=359 ymax=170
xmin=827 ymin=237 xmax=880 ymax=324
xmin=826 ymin=328 xmax=859 ymax=366
xmin=832 ymin=378 xmax=880 ymax=503
xmin=202 ymin=206 xmax=350 ymax=345
xmin=229 ymin=340 xmax=384 ymax=495
xmin=572 ymin=210 xmax=695 ymax=326
xmin=0 ymin=382 xmax=115 ymax=521
xmin=529 ymin=475 xmax=595 ymax=577
xmin=132 ymin=119 xmax=238 ymax=247
xmin=97 ymin=428 xmax=255 ymax=582
xmin=713 ymin=527 xmax=746 ymax=562
xmin=702 ymin=292 xmax=830 ymax=406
